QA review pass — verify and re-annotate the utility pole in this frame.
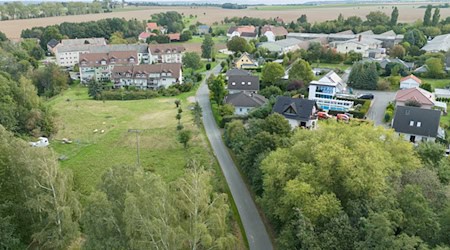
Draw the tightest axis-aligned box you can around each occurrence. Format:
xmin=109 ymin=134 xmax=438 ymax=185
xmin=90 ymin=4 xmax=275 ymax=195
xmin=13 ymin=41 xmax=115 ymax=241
xmin=128 ymin=129 xmax=141 ymax=166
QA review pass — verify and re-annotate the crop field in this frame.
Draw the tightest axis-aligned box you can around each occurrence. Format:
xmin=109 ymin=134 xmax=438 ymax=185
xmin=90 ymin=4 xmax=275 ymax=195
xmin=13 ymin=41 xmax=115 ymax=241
xmin=1 ymin=4 xmax=446 ymax=39
xmin=48 ymin=85 xmax=215 ymax=197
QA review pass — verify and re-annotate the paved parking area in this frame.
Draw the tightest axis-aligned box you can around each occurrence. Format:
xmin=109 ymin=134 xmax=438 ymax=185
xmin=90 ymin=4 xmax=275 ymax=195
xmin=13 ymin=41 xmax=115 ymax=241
xmin=362 ymin=90 xmax=397 ymax=126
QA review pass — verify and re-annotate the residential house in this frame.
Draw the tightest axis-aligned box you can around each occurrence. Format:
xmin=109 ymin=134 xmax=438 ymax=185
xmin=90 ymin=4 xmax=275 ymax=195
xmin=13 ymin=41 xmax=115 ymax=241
xmin=332 ymin=36 xmax=385 ymax=58
xmin=392 ymin=105 xmax=442 ymax=143
xmin=112 ymin=63 xmax=182 ymax=89
xmin=146 ymin=22 xmax=166 ymax=34
xmin=79 ymin=51 xmax=139 ymax=83
xmin=421 ymin=33 xmax=450 ymax=53
xmin=227 ymin=26 xmax=258 ymax=40
xmin=60 ymin=38 xmax=106 ymax=47
xmin=148 ymin=44 xmax=185 ymax=64
xmin=168 ymin=33 xmax=181 ymax=42
xmin=308 ymin=71 xmax=354 ymax=111
xmin=369 ymin=57 xmax=414 ymax=71
xmin=414 ymin=65 xmax=429 ymax=74
xmin=261 ymin=25 xmax=288 ymax=42
xmin=225 ymin=68 xmax=252 ymax=80
xmin=224 ymin=92 xmax=267 ymax=115
xmin=55 ymin=44 xmax=149 ymax=67
xmin=234 ymin=52 xmax=258 ymax=69
xmin=198 ymin=25 xmax=210 ymax=35
xmin=227 ymin=74 xmax=260 ymax=94
xmin=273 ymin=96 xmax=319 ymax=130
xmin=46 ymin=39 xmax=59 ymax=54
xmin=395 ymin=87 xmax=447 ymax=113
xmin=435 ymin=88 xmax=450 ymax=99
xmin=138 ymin=32 xmax=156 ymax=42
xmin=400 ymin=75 xmax=422 ymax=89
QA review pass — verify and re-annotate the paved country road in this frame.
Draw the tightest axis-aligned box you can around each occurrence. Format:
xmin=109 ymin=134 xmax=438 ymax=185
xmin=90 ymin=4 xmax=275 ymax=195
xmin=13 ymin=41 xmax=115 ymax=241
xmin=196 ymin=65 xmax=274 ymax=250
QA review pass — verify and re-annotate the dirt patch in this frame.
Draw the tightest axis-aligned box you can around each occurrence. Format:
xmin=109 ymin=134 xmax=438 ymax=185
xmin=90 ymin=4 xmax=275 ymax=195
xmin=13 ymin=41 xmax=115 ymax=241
xmin=1 ymin=4 xmax=443 ymax=39
xmin=187 ymin=96 xmax=196 ymax=103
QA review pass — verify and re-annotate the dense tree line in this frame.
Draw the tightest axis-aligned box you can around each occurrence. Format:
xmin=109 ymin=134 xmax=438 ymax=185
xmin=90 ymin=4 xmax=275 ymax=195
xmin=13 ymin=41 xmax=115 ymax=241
xmin=0 ymin=1 xmax=118 ymax=21
xmin=0 ymin=126 xmax=236 ymax=248
xmin=0 ymin=37 xmax=58 ymax=136
xmin=150 ymin=11 xmax=185 ymax=33
xmin=21 ymin=18 xmax=145 ymax=49
xmin=222 ymin=3 xmax=247 ymax=9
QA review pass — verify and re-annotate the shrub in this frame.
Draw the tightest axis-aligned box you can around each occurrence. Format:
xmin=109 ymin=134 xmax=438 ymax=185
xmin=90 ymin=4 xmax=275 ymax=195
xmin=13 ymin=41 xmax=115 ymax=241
xmin=206 ymin=63 xmax=211 ymax=70
xmin=100 ymin=89 xmax=160 ymax=100
xmin=377 ymin=79 xmax=390 ymax=90
xmin=384 ymin=110 xmax=393 ymax=122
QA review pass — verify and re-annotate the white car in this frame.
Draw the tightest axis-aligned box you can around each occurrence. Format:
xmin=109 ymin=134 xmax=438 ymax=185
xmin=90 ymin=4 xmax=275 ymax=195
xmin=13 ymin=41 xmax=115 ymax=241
xmin=29 ymin=137 xmax=49 ymax=147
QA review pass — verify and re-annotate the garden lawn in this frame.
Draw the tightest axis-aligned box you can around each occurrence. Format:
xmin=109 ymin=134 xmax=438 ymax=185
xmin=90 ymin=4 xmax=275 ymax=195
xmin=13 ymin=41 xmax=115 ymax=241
xmin=313 ymin=62 xmax=350 ymax=71
xmin=423 ymin=78 xmax=450 ymax=89
xmin=49 ymin=85 xmax=215 ymax=198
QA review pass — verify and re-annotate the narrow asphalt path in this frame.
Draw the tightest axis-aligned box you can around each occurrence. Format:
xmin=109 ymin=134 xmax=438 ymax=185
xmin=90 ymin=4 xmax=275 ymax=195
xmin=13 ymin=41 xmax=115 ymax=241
xmin=196 ymin=65 xmax=274 ymax=250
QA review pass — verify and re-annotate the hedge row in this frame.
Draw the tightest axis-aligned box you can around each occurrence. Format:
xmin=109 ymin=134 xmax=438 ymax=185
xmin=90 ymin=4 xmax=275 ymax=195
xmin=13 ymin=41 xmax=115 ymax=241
xmin=96 ymin=82 xmax=194 ymax=101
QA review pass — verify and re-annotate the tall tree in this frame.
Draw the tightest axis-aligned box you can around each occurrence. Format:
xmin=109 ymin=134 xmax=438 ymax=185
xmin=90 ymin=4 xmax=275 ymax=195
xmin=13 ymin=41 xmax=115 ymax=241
xmin=432 ymin=8 xmax=441 ymax=26
xmin=226 ymin=36 xmax=250 ymax=53
xmin=183 ymin=52 xmax=202 ymax=70
xmin=288 ymin=59 xmax=314 ymax=83
xmin=201 ymin=34 xmax=214 ymax=60
xmin=425 ymin=57 xmax=445 ymax=78
xmin=207 ymin=74 xmax=227 ymax=105
xmin=390 ymin=7 xmax=399 ymax=26
xmin=261 ymin=62 xmax=285 ymax=85
xmin=424 ymin=5 xmax=432 ymax=26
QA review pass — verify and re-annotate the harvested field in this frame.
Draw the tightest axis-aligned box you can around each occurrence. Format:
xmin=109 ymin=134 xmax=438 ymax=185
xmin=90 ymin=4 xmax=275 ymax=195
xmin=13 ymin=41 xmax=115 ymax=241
xmin=1 ymin=4 xmax=447 ymax=39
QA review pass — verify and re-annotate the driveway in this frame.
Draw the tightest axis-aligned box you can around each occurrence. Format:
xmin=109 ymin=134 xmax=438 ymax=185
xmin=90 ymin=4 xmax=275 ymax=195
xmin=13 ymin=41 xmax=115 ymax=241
xmin=361 ymin=90 xmax=397 ymax=126
xmin=196 ymin=65 xmax=274 ymax=250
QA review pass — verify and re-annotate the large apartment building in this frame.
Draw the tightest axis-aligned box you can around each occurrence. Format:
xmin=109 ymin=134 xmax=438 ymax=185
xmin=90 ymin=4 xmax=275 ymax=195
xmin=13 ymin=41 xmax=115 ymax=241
xmin=148 ymin=44 xmax=185 ymax=64
xmin=79 ymin=51 xmax=139 ymax=83
xmin=112 ymin=64 xmax=182 ymax=89
xmin=56 ymin=43 xmax=149 ymax=67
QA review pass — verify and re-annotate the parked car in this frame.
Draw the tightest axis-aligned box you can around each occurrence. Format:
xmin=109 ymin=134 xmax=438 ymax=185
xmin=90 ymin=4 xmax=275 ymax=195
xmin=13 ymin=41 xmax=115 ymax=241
xmin=358 ymin=93 xmax=374 ymax=100
xmin=29 ymin=137 xmax=49 ymax=147
xmin=317 ymin=111 xmax=332 ymax=119
xmin=337 ymin=113 xmax=350 ymax=121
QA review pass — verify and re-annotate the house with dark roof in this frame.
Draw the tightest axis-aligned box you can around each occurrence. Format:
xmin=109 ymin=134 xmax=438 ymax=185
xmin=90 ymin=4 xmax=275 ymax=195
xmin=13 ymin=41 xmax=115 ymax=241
xmin=227 ymin=75 xmax=260 ymax=94
xmin=225 ymin=68 xmax=252 ymax=79
xmin=273 ymin=96 xmax=319 ymax=130
xmin=47 ymin=39 xmax=60 ymax=54
xmin=234 ymin=53 xmax=258 ymax=69
xmin=224 ymin=92 xmax=267 ymax=115
xmin=392 ymin=106 xmax=442 ymax=143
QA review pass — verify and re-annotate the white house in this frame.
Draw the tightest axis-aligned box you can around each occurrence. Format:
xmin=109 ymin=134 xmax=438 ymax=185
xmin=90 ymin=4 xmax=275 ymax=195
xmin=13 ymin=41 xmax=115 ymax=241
xmin=332 ymin=36 xmax=384 ymax=58
xmin=261 ymin=25 xmax=288 ymax=42
xmin=308 ymin=71 xmax=353 ymax=112
xmin=227 ymin=26 xmax=258 ymax=40
xmin=112 ymin=63 xmax=182 ymax=89
xmin=273 ymin=96 xmax=319 ymax=130
xmin=148 ymin=44 xmax=185 ymax=64
xmin=399 ymin=75 xmax=422 ymax=89
xmin=224 ymin=92 xmax=267 ymax=115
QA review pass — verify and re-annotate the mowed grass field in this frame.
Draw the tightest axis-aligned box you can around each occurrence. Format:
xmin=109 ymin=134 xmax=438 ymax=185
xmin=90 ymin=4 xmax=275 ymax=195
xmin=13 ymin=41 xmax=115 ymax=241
xmin=49 ymin=85 xmax=215 ymax=197
xmin=1 ymin=4 xmax=446 ymax=39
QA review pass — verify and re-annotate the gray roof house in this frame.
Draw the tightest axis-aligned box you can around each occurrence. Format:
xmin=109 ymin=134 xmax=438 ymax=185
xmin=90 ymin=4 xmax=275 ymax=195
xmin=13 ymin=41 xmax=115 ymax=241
xmin=227 ymin=75 xmax=260 ymax=94
xmin=374 ymin=58 xmax=415 ymax=70
xmin=273 ymin=96 xmax=319 ymax=129
xmin=392 ymin=105 xmax=442 ymax=143
xmin=224 ymin=92 xmax=267 ymax=115
xmin=198 ymin=25 xmax=210 ymax=35
xmin=226 ymin=68 xmax=252 ymax=78
xmin=421 ymin=34 xmax=450 ymax=53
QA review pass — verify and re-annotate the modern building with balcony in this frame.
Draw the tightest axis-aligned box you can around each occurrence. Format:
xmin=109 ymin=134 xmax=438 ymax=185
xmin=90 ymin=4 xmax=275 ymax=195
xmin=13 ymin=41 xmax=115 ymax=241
xmin=308 ymin=71 xmax=353 ymax=111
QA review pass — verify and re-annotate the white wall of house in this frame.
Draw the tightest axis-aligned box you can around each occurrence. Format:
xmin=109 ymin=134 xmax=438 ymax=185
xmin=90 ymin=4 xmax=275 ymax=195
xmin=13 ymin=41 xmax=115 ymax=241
xmin=400 ymin=79 xmax=420 ymax=89
xmin=234 ymin=106 xmax=252 ymax=115
xmin=286 ymin=118 xmax=318 ymax=130
xmin=56 ymin=51 xmax=88 ymax=67
xmin=227 ymin=31 xmax=241 ymax=40
xmin=400 ymin=133 xmax=436 ymax=143
xmin=264 ymin=31 xmax=276 ymax=42
xmin=335 ymin=42 xmax=370 ymax=57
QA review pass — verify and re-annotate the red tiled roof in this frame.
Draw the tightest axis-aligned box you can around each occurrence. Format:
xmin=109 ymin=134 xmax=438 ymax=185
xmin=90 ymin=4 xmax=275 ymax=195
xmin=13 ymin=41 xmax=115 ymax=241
xmin=139 ymin=32 xmax=156 ymax=39
xmin=261 ymin=25 xmax=288 ymax=37
xmin=400 ymin=74 xmax=422 ymax=84
xmin=147 ymin=22 xmax=158 ymax=30
xmin=395 ymin=87 xmax=434 ymax=106
xmin=113 ymin=63 xmax=182 ymax=79
xmin=168 ymin=33 xmax=180 ymax=41
xmin=148 ymin=44 xmax=186 ymax=54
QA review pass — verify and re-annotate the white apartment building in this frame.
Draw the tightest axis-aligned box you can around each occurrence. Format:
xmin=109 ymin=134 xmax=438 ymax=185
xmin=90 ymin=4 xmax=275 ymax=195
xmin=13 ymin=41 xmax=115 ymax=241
xmin=308 ymin=71 xmax=353 ymax=111
xmin=148 ymin=44 xmax=185 ymax=64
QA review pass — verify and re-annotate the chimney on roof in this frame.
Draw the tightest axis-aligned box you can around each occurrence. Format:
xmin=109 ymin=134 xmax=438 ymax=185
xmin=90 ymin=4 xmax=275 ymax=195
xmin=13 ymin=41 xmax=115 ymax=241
xmin=358 ymin=35 xmax=362 ymax=42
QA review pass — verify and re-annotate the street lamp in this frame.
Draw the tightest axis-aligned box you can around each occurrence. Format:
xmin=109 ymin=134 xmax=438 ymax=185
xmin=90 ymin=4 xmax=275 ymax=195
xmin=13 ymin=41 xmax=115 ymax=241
xmin=128 ymin=129 xmax=141 ymax=166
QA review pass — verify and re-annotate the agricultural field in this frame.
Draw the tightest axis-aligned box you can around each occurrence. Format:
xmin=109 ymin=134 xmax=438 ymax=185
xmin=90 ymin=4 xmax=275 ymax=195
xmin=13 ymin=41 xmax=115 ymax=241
xmin=1 ymin=4 xmax=446 ymax=40
xmin=48 ymin=85 xmax=215 ymax=197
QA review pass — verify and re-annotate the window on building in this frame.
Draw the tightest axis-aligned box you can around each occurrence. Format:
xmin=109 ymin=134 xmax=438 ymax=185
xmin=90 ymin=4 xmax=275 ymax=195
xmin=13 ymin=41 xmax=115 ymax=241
xmin=232 ymin=82 xmax=236 ymax=85
xmin=356 ymin=47 xmax=361 ymax=50
xmin=241 ymin=82 xmax=245 ymax=85
xmin=248 ymin=82 xmax=251 ymax=85
xmin=409 ymin=121 xmax=414 ymax=126
xmin=417 ymin=122 xmax=421 ymax=127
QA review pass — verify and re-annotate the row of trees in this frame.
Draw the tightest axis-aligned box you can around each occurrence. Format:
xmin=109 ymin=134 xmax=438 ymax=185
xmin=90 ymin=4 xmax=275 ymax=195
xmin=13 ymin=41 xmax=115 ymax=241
xmin=0 ymin=125 xmax=236 ymax=249
xmin=0 ymin=0 xmax=117 ymax=21
xmin=21 ymin=18 xmax=145 ymax=49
